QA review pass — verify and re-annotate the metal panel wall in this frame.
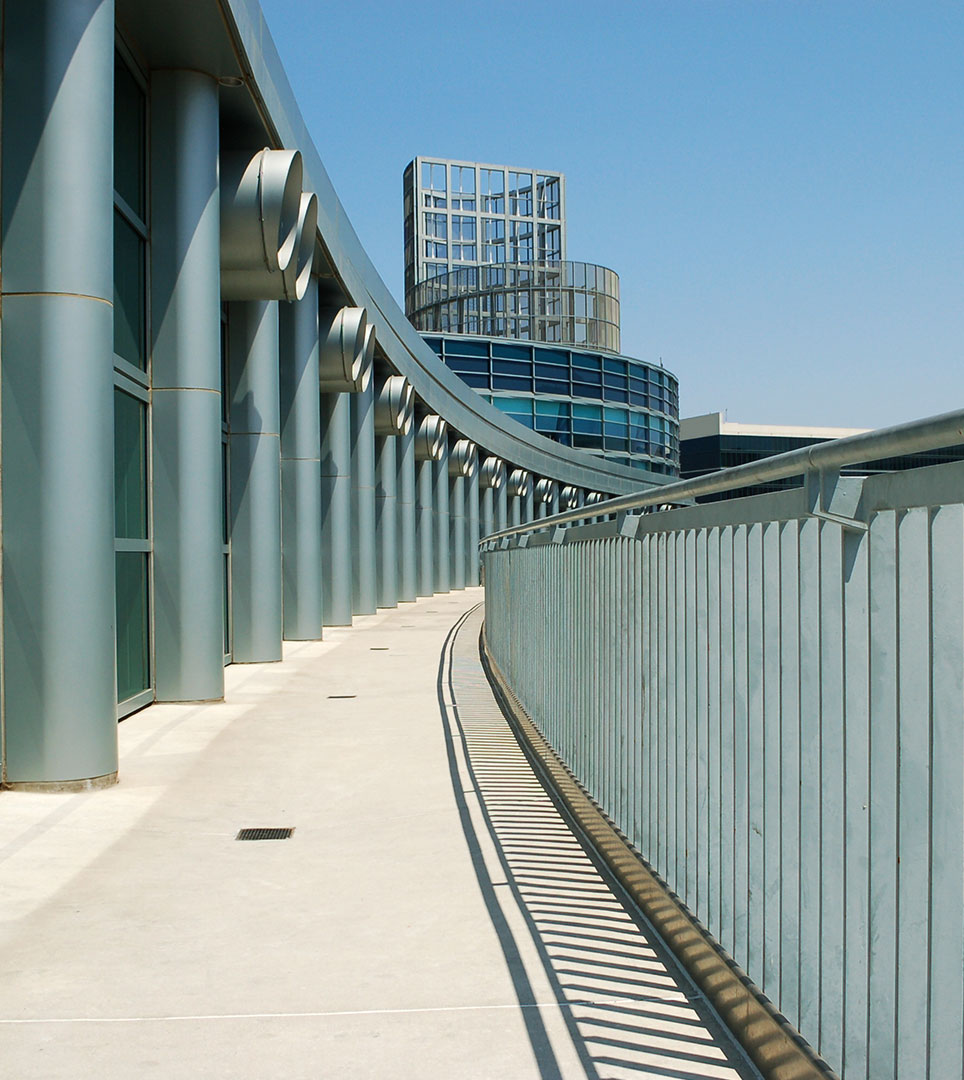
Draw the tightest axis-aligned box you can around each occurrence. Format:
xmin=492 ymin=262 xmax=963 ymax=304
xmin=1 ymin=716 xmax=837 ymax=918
xmin=483 ymin=467 xmax=964 ymax=1080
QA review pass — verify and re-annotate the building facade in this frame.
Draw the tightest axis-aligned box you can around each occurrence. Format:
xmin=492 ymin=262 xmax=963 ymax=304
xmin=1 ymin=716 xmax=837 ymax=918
xmin=0 ymin=0 xmax=668 ymax=790
xmin=404 ymin=156 xmax=679 ymax=476
xmin=680 ymin=411 xmax=964 ymax=499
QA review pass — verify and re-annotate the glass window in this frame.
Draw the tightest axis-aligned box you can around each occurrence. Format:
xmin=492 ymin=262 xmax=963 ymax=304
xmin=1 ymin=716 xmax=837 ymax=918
xmin=114 ymin=210 xmax=146 ymax=368
xmin=510 ymin=220 xmax=533 ymax=262
xmin=534 ymin=347 xmax=567 ymax=366
xmin=114 ymin=388 xmax=148 ymax=539
xmin=537 ymin=175 xmax=561 ymax=219
xmin=538 ymin=223 xmax=561 ymax=260
xmin=573 ymin=403 xmax=601 ymax=421
xmin=115 ymin=551 xmax=150 ymax=702
xmin=508 ymin=172 xmax=533 ymax=216
xmin=424 ymin=240 xmax=447 ymax=259
xmin=421 ymin=161 xmax=446 ymax=192
xmin=451 ymin=165 xmax=475 ymax=208
xmin=492 ymin=359 xmax=529 ymax=376
xmin=424 ymin=212 xmax=447 ymax=238
xmin=492 ymin=396 xmax=533 ymax=418
xmin=481 ymin=169 xmax=505 ymax=213
xmin=114 ymin=53 xmax=145 ymax=218
xmin=451 ymin=216 xmax=475 ymax=241
xmin=492 ymin=343 xmax=531 ymax=361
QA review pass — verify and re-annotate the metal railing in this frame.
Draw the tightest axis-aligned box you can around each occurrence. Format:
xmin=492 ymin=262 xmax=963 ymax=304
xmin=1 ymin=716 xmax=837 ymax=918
xmin=482 ymin=408 xmax=964 ymax=1080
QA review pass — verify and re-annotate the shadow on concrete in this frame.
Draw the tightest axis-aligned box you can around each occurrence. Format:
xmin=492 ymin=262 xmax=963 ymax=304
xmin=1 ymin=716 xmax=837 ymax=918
xmin=438 ymin=603 xmax=758 ymax=1080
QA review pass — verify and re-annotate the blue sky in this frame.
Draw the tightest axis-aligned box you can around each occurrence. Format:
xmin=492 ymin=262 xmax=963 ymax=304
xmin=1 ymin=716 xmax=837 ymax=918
xmin=259 ymin=0 xmax=962 ymax=428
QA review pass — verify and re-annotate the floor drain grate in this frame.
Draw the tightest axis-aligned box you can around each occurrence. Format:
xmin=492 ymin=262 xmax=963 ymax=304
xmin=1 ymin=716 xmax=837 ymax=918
xmin=328 ymin=694 xmax=356 ymax=699
xmin=236 ymin=828 xmax=294 ymax=841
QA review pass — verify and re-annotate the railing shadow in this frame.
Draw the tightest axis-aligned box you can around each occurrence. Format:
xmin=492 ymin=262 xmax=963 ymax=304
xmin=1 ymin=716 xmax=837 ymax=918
xmin=438 ymin=605 xmax=756 ymax=1080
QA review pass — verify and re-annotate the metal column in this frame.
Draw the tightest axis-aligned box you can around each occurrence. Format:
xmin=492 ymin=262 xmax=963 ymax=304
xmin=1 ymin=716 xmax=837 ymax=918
xmin=375 ymin=376 xmax=414 ymax=609
xmin=448 ymin=440 xmax=477 ymax=593
xmin=466 ymin=463 xmax=481 ymax=586
xmin=150 ymin=71 xmax=224 ymax=702
xmin=279 ymin=275 xmax=322 ymax=640
xmin=415 ymin=415 xmax=446 ymax=597
xmin=319 ymin=308 xmax=373 ymax=626
xmin=397 ymin=424 xmax=417 ymax=602
xmin=228 ymin=300 xmax=282 ymax=662
xmin=480 ymin=457 xmax=506 ymax=544
xmin=435 ymin=439 xmax=451 ymax=593
xmin=350 ymin=380 xmax=377 ymax=615
xmin=1 ymin=0 xmax=117 ymax=786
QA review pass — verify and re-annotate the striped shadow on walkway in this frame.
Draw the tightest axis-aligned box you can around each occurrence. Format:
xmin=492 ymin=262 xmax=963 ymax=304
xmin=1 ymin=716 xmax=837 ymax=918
xmin=443 ymin=603 xmax=760 ymax=1080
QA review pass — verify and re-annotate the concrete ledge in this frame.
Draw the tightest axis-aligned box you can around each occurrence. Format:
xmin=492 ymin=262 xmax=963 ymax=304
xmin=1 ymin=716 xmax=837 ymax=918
xmin=480 ymin=622 xmax=839 ymax=1080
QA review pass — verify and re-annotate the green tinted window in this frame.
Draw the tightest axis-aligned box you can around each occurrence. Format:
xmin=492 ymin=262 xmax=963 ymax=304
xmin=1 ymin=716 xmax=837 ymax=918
xmin=114 ymin=54 xmax=145 ymax=217
xmin=116 ymin=551 xmax=150 ymax=702
xmin=114 ymin=388 xmax=147 ymax=539
xmin=113 ymin=211 xmax=146 ymax=368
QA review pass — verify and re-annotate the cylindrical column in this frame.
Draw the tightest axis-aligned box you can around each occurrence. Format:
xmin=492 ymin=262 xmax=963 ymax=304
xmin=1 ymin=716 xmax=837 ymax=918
xmin=279 ymin=275 xmax=322 ymax=640
xmin=415 ymin=415 xmax=446 ymax=597
xmin=507 ymin=469 xmax=531 ymax=529
xmin=435 ymin=440 xmax=451 ymax=593
xmin=1 ymin=0 xmax=117 ymax=786
xmin=466 ymin=466 xmax=481 ymax=586
xmin=480 ymin=458 xmax=506 ymax=544
xmin=319 ymin=308 xmax=373 ymax=626
xmin=375 ymin=435 xmax=398 ymax=607
xmin=149 ymin=71 xmax=224 ymax=703
xmin=535 ymin=478 xmax=557 ymax=522
xmin=374 ymin=375 xmax=414 ymax=609
xmin=397 ymin=425 xmax=417 ymax=602
xmin=523 ymin=484 xmax=535 ymax=523
xmin=448 ymin=440 xmax=477 ymax=591
xmin=229 ymin=300 xmax=282 ymax=662
xmin=350 ymin=381 xmax=377 ymax=615
xmin=497 ymin=484 xmax=509 ymax=532
xmin=320 ymin=392 xmax=352 ymax=625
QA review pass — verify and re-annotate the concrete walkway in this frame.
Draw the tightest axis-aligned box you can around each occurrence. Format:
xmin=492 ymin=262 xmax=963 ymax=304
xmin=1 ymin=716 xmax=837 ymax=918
xmin=0 ymin=590 xmax=756 ymax=1079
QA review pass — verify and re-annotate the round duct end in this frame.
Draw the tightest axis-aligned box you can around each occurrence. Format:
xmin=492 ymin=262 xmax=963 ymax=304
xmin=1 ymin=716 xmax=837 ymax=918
xmin=480 ymin=457 xmax=506 ymax=490
xmin=283 ymin=191 xmax=318 ymax=302
xmin=449 ymin=440 xmax=478 ymax=478
xmin=415 ymin=415 xmax=447 ymax=461
xmin=535 ymin=478 xmax=557 ymax=504
xmin=507 ymin=469 xmax=531 ymax=498
xmin=263 ymin=148 xmax=303 ymax=274
xmin=560 ymin=485 xmax=579 ymax=509
xmin=375 ymin=376 xmax=414 ymax=436
xmin=319 ymin=307 xmax=369 ymax=392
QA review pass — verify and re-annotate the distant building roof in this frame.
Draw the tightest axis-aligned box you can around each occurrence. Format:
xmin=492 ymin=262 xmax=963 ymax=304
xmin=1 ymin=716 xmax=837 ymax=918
xmin=680 ymin=411 xmax=868 ymax=442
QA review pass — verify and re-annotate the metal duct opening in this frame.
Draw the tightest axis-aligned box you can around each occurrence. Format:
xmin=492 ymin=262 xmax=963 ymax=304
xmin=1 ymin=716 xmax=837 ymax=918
xmin=319 ymin=307 xmax=373 ymax=393
xmin=449 ymin=439 xmax=478 ymax=478
xmin=586 ymin=491 xmax=606 ymax=505
xmin=560 ymin=484 xmax=579 ymax=509
xmin=282 ymin=191 xmax=318 ymax=302
xmin=221 ymin=148 xmax=304 ymax=299
xmin=507 ymin=469 xmax=531 ymax=498
xmin=535 ymin=478 xmax=557 ymax=504
xmin=415 ymin=415 xmax=447 ymax=461
xmin=480 ymin=457 xmax=506 ymax=491
xmin=374 ymin=376 xmax=414 ymax=436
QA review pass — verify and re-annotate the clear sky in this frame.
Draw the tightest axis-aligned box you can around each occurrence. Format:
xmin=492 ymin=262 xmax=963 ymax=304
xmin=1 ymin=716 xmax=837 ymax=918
xmin=259 ymin=0 xmax=962 ymax=428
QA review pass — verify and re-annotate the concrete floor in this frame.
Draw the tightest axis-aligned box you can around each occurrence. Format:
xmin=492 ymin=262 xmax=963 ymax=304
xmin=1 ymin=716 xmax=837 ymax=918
xmin=0 ymin=590 xmax=756 ymax=1079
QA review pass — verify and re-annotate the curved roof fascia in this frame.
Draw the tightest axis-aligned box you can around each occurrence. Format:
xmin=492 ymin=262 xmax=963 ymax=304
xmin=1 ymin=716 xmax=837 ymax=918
xmin=220 ymin=0 xmax=672 ymax=495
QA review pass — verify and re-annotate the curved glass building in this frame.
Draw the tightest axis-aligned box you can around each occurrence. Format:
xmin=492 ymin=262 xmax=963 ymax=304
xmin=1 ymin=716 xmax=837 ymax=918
xmin=410 ymin=261 xmax=621 ymax=354
xmin=404 ymin=157 xmax=680 ymax=479
xmin=425 ymin=335 xmax=679 ymax=475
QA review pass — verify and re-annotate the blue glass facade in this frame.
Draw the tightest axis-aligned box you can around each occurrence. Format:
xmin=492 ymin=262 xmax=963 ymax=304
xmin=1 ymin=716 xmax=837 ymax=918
xmin=425 ymin=335 xmax=679 ymax=475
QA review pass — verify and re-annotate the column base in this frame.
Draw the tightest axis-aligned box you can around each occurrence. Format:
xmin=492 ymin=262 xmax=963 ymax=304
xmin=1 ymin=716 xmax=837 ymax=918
xmin=3 ymin=771 xmax=118 ymax=793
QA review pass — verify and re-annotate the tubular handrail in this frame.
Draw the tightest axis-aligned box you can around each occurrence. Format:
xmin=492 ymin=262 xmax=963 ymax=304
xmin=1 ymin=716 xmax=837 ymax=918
xmin=481 ymin=407 xmax=964 ymax=544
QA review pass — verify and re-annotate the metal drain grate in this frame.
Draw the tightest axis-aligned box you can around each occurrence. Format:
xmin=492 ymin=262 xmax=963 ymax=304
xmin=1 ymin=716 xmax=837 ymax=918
xmin=236 ymin=827 xmax=294 ymax=841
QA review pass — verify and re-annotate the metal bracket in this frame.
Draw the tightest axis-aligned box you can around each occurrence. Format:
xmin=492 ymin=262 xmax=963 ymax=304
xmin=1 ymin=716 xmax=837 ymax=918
xmin=550 ymin=524 xmax=568 ymax=545
xmin=805 ymin=470 xmax=868 ymax=532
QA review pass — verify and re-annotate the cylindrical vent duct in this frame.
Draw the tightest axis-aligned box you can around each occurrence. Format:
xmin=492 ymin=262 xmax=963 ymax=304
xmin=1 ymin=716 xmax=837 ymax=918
xmin=319 ymin=307 xmax=373 ymax=393
xmin=449 ymin=439 xmax=478 ymax=478
xmin=282 ymin=191 xmax=317 ymax=302
xmin=374 ymin=375 xmax=414 ymax=436
xmin=414 ymin=414 xmax=447 ymax=461
xmin=507 ymin=468 xmax=531 ymax=498
xmin=480 ymin=457 xmax=506 ymax=490
xmin=535 ymin=478 xmax=557 ymax=504
xmin=560 ymin=485 xmax=579 ymax=509
xmin=586 ymin=491 xmax=606 ymax=505
xmin=220 ymin=148 xmax=303 ymax=299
